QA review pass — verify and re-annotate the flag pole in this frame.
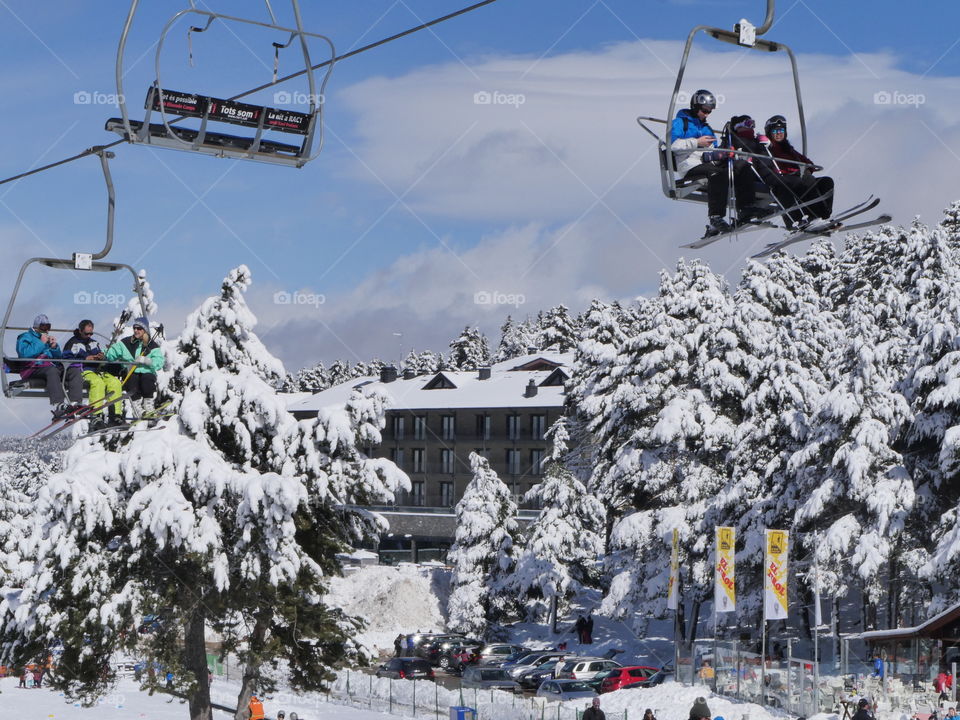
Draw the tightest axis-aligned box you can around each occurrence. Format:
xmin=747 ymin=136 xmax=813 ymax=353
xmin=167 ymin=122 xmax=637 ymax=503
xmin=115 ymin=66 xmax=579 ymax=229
xmin=814 ymin=557 xmax=821 ymax=712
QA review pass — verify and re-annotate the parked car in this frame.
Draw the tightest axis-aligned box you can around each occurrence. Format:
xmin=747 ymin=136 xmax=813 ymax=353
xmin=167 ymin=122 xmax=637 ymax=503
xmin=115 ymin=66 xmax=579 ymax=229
xmin=556 ymin=657 xmax=622 ymax=681
xmin=501 ymin=649 xmax=540 ymax=667
xmin=505 ymin=652 xmax=569 ymax=679
xmin=461 ymin=666 xmax=522 ymax=692
xmin=516 ymin=660 xmax=564 ymax=690
xmin=417 ymin=635 xmax=478 ymax=664
xmin=624 ymin=667 xmax=670 ymax=689
xmin=438 ymin=645 xmax=481 ymax=672
xmin=599 ymin=665 xmax=660 ymax=693
xmin=536 ymin=679 xmax=597 ymax=702
xmin=586 ymin=667 xmax=619 ymax=693
xmin=477 ymin=644 xmax=529 ymax=666
xmin=375 ymin=657 xmax=435 ymax=680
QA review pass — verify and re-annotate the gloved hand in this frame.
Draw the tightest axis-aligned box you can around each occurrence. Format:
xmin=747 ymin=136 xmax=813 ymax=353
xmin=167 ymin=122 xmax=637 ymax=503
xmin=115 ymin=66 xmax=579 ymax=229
xmin=702 ymin=150 xmax=734 ymax=163
xmin=757 ymin=134 xmax=771 ymax=147
xmin=136 ymin=356 xmax=152 ymax=366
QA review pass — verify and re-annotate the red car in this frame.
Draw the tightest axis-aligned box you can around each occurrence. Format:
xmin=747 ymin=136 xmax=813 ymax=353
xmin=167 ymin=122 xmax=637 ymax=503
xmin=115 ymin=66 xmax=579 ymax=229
xmin=599 ymin=666 xmax=659 ymax=693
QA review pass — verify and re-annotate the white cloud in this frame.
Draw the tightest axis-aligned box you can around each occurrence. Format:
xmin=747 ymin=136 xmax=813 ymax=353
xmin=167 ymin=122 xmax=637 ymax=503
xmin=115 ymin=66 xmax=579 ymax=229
xmin=251 ymin=39 xmax=960 ymax=372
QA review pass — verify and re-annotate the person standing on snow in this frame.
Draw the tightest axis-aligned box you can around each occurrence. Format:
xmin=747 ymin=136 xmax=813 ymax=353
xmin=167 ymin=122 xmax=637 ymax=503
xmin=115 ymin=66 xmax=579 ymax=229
xmin=689 ymin=696 xmax=712 ymax=720
xmin=248 ymin=694 xmax=265 ymax=720
xmin=63 ymin=319 xmax=125 ymax=430
xmin=105 ymin=316 xmax=162 ymax=420
xmin=670 ymin=89 xmax=763 ymax=237
xmin=16 ymin=314 xmax=84 ymax=417
xmin=585 ymin=614 xmax=594 ymax=644
xmin=574 ymin=615 xmax=586 ymax=645
xmin=394 ymin=634 xmax=404 ymax=657
xmin=583 ymin=697 xmax=606 ymax=720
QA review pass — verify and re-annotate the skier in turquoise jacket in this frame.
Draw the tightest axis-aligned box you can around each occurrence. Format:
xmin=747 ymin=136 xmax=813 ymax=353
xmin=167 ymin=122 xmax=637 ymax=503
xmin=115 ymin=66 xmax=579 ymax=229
xmin=105 ymin=316 xmax=163 ymax=419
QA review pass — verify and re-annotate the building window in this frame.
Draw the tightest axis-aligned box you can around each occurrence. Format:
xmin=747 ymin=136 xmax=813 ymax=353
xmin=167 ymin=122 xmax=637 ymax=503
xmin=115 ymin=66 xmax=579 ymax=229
xmin=475 ymin=414 xmax=491 ymax=440
xmin=441 ymin=448 xmax=455 ymax=474
xmin=390 ymin=448 xmax=404 ymax=469
xmin=412 ymin=448 xmax=425 ymax=473
xmin=442 ymin=415 xmax=456 ymax=441
xmin=507 ymin=414 xmax=520 ymax=441
xmin=528 ymin=483 xmax=543 ymax=509
xmin=530 ymin=449 xmax=545 ymax=475
xmin=413 ymin=415 xmax=427 ymax=440
xmin=506 ymin=449 xmax=520 ymax=475
xmin=531 ymin=414 xmax=546 ymax=440
xmin=440 ymin=481 xmax=454 ymax=507
xmin=411 ymin=481 xmax=425 ymax=506
xmin=392 ymin=415 xmax=405 ymax=440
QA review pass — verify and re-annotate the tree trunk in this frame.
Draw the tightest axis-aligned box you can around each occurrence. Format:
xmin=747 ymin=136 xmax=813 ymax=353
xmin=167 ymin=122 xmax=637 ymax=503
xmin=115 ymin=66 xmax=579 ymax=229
xmin=184 ymin=606 xmax=212 ymax=720
xmin=234 ymin=613 xmax=271 ymax=720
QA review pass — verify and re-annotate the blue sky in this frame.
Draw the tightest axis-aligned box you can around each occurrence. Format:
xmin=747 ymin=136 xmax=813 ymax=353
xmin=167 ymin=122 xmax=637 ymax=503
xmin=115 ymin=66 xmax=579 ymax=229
xmin=1 ymin=0 xmax=959 ymax=433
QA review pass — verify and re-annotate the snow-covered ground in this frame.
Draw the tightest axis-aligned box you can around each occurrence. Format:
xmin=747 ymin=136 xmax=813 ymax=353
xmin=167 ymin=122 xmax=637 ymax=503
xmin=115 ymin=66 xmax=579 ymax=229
xmin=0 ymin=676 xmax=396 ymax=720
xmin=325 ymin=563 xmax=449 ymax=654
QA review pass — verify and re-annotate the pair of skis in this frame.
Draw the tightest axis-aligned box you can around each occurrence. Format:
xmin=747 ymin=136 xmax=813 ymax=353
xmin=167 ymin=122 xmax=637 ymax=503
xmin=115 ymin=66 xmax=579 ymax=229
xmin=751 ymin=196 xmax=891 ymax=258
xmin=683 ymin=194 xmax=890 ymax=255
xmin=682 ymin=188 xmax=835 ymax=249
xmin=78 ymin=400 xmax=175 ymax=439
xmin=31 ymin=393 xmax=129 ymax=441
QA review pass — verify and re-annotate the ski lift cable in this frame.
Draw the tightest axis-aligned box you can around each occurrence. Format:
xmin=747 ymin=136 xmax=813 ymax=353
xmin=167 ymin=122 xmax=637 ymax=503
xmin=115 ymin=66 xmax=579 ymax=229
xmin=0 ymin=0 xmax=501 ymax=187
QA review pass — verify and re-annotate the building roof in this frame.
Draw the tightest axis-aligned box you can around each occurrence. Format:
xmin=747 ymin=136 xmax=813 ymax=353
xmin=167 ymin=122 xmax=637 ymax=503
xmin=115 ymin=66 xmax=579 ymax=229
xmin=287 ymin=353 xmax=573 ymax=415
xmin=858 ymin=600 xmax=960 ymax=641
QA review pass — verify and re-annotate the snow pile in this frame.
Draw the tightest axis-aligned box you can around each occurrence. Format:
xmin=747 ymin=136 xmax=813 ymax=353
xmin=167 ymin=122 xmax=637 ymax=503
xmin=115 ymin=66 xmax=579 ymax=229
xmin=324 ymin=563 xmax=450 ymax=653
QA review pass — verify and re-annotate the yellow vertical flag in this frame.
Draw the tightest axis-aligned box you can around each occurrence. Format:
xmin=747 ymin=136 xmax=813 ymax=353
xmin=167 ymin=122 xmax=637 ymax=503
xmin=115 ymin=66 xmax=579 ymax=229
xmin=667 ymin=529 xmax=679 ymax=610
xmin=764 ymin=529 xmax=789 ymax=620
xmin=715 ymin=526 xmax=736 ymax=613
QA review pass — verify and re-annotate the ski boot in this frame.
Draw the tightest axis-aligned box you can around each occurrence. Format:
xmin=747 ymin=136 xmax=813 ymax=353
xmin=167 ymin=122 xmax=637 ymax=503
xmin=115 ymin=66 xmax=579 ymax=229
xmin=704 ymin=215 xmax=733 ymax=238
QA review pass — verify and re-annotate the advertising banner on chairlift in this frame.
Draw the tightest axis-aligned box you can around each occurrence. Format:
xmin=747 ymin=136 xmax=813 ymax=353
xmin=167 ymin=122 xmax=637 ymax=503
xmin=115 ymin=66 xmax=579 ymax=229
xmin=764 ymin=529 xmax=789 ymax=621
xmin=667 ymin=529 xmax=679 ymax=611
xmin=715 ymin=526 xmax=736 ymax=613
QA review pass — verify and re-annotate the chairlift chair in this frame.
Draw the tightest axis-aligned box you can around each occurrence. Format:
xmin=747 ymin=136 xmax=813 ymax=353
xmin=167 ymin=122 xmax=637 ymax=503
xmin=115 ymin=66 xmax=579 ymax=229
xmin=0 ymin=149 xmax=149 ymax=399
xmin=108 ymin=0 xmax=335 ymax=168
xmin=637 ymin=0 xmax=807 ymax=210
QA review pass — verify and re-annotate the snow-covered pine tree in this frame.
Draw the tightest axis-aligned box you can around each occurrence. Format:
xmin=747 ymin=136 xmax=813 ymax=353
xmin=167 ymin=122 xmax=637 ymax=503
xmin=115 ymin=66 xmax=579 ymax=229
xmin=567 ymin=299 xmax=634 ymax=513
xmin=495 ymin=316 xmax=535 ymax=363
xmin=536 ymin=304 xmax=579 ymax=353
xmin=721 ymin=253 xmax=842 ymax=624
xmin=901 ymin=206 xmax=960 ymax=613
xmin=126 ymin=268 xmax=159 ymax=319
xmin=296 ymin=361 xmax=329 ymax=392
xmin=790 ymin=289 xmax=913 ymax=617
xmin=327 ymin=359 xmax=353 ymax=386
xmin=447 ymin=452 xmax=521 ymax=636
xmin=0 ymin=266 xmax=407 ymax=720
xmin=0 ymin=442 xmax=61 ymax=576
xmin=448 ymin=327 xmax=491 ymax=371
xmin=598 ymin=261 xmax=738 ymax=639
xmin=511 ymin=419 xmax=603 ymax=621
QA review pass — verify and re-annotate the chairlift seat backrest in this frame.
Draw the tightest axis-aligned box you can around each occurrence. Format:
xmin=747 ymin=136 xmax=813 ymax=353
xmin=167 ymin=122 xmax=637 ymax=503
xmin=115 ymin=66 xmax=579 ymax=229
xmin=147 ymin=88 xmax=312 ymax=136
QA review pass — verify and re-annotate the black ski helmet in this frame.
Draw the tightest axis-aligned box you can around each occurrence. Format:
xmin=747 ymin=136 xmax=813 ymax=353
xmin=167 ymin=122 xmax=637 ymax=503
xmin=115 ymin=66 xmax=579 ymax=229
xmin=689 ymin=89 xmax=717 ymax=112
xmin=764 ymin=114 xmax=788 ymax=135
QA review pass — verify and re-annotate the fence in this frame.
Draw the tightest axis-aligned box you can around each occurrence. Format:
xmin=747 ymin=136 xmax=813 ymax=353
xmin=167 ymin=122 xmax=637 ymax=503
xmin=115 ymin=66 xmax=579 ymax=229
xmin=689 ymin=640 xmax=822 ymax=716
xmin=329 ymin=670 xmax=629 ymax=720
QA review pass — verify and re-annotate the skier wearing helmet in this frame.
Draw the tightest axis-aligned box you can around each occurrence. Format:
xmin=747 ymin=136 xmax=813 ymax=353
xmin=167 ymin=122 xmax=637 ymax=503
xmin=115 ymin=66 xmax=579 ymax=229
xmin=763 ymin=114 xmax=834 ymax=231
xmin=670 ymin=89 xmax=766 ymax=237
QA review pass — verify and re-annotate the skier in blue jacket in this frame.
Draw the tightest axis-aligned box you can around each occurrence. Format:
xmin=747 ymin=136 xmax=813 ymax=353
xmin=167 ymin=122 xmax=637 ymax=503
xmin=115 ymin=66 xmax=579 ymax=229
xmin=670 ymin=89 xmax=765 ymax=237
xmin=16 ymin=313 xmax=83 ymax=417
